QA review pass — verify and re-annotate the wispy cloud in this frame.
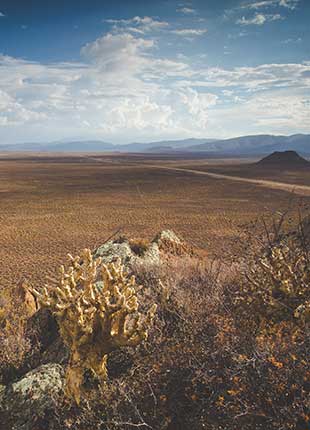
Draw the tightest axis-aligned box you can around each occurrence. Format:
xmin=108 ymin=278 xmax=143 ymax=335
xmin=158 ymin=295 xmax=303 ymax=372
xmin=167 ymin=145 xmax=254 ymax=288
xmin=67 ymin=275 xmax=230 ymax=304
xmin=104 ymin=16 xmax=169 ymax=33
xmin=177 ymin=7 xmax=197 ymax=15
xmin=237 ymin=13 xmax=282 ymax=25
xmin=279 ymin=0 xmax=300 ymax=9
xmin=242 ymin=0 xmax=300 ymax=10
xmin=242 ymin=1 xmax=277 ymax=8
xmin=0 ymin=12 xmax=5 ymax=17
xmin=282 ymin=37 xmax=302 ymax=44
xmin=172 ymin=28 xmax=207 ymax=37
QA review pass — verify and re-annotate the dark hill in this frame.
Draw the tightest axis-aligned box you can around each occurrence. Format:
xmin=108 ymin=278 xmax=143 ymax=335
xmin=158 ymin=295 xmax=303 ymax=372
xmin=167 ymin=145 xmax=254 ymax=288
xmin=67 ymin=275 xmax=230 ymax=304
xmin=256 ymin=150 xmax=309 ymax=168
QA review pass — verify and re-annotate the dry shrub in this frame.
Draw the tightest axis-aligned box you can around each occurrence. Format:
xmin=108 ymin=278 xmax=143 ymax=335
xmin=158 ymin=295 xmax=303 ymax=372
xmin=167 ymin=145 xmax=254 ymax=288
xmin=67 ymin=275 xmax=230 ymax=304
xmin=0 ymin=284 xmax=36 ymax=380
xmin=91 ymin=218 xmax=310 ymax=430
xmin=237 ymin=214 xmax=310 ymax=326
xmin=226 ymin=212 xmax=310 ymax=430
xmin=73 ymin=256 xmax=238 ymax=430
xmin=1 ymin=216 xmax=309 ymax=430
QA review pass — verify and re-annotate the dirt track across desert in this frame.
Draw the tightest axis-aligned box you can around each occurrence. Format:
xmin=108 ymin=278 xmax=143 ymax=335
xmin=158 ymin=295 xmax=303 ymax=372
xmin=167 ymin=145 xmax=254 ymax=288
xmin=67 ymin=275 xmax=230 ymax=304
xmin=149 ymin=165 xmax=310 ymax=197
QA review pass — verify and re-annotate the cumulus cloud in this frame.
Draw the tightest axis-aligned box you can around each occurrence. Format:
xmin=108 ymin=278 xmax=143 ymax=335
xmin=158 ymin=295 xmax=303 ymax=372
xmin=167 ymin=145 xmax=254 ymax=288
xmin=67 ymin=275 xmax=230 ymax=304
xmin=236 ymin=13 xmax=282 ymax=25
xmin=0 ymin=30 xmax=214 ymax=141
xmin=178 ymin=88 xmax=217 ymax=128
xmin=0 ymin=20 xmax=309 ymax=143
xmin=81 ymin=32 xmax=155 ymax=73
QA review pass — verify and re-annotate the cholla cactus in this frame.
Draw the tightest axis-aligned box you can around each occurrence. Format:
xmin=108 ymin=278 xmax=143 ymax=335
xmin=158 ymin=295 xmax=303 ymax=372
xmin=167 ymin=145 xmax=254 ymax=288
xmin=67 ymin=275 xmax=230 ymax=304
xmin=243 ymin=238 xmax=310 ymax=325
xmin=30 ymin=249 xmax=157 ymax=404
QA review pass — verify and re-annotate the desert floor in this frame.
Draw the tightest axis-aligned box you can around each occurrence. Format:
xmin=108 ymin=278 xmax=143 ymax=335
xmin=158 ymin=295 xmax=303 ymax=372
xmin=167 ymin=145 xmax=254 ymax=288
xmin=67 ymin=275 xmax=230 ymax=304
xmin=0 ymin=152 xmax=308 ymax=289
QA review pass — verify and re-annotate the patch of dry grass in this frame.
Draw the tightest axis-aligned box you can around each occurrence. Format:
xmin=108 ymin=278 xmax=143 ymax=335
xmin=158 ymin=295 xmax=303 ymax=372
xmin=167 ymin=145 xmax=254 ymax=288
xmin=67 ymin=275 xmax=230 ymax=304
xmin=0 ymin=155 xmax=305 ymax=292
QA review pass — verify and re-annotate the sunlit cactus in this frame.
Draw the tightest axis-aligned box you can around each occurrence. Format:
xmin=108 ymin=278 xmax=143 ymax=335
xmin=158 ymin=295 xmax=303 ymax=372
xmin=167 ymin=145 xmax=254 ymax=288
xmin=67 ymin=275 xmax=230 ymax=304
xmin=30 ymin=249 xmax=157 ymax=404
xmin=243 ymin=238 xmax=310 ymax=325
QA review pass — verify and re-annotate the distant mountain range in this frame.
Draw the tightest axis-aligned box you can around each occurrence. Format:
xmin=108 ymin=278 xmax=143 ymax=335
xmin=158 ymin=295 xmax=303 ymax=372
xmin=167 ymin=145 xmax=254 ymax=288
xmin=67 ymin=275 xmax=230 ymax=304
xmin=0 ymin=134 xmax=309 ymax=156
xmin=186 ymin=134 xmax=310 ymax=155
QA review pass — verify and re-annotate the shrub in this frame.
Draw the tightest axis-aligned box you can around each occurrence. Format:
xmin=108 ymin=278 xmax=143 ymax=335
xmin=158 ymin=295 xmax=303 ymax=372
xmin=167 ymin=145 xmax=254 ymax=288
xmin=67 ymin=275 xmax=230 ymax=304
xmin=1 ymin=219 xmax=309 ymax=430
xmin=0 ymin=284 xmax=35 ymax=380
xmin=238 ymin=225 xmax=310 ymax=327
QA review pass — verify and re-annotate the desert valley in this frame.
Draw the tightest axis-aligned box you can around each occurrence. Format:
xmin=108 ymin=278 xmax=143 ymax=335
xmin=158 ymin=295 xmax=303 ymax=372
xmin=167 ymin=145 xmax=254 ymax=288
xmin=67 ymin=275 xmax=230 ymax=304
xmin=1 ymin=0 xmax=310 ymax=428
xmin=0 ymin=150 xmax=309 ymax=290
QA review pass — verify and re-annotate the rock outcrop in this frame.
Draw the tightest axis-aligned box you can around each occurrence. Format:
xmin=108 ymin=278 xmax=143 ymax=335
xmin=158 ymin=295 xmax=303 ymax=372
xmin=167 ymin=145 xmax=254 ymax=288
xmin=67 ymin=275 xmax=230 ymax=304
xmin=94 ymin=229 xmax=191 ymax=266
xmin=94 ymin=237 xmax=161 ymax=266
xmin=0 ymin=364 xmax=64 ymax=430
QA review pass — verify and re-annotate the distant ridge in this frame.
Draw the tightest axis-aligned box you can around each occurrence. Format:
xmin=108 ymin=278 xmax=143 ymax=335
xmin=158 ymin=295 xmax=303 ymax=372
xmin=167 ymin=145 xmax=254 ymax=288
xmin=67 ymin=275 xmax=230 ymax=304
xmin=256 ymin=150 xmax=309 ymax=168
xmin=186 ymin=134 xmax=310 ymax=155
xmin=0 ymin=134 xmax=309 ymax=155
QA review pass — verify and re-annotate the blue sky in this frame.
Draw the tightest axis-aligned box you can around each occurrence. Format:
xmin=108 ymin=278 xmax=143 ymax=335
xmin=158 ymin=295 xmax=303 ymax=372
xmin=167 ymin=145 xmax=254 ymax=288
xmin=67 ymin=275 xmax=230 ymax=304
xmin=0 ymin=0 xmax=309 ymax=143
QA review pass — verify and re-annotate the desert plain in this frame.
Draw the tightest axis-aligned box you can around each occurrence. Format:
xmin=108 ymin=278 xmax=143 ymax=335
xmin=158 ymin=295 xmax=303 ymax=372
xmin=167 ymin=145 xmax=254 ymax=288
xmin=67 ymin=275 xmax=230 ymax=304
xmin=0 ymin=152 xmax=309 ymax=290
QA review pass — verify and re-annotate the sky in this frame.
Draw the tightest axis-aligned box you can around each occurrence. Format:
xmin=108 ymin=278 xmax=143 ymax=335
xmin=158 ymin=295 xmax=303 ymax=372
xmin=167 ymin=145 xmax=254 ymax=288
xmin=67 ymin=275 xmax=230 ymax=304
xmin=0 ymin=0 xmax=309 ymax=144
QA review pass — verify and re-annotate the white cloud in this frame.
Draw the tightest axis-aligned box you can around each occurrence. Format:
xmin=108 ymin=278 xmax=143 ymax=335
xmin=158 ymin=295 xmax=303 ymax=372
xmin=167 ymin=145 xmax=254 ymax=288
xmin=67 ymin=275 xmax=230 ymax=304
xmin=177 ymin=7 xmax=197 ymax=14
xmin=177 ymin=62 xmax=310 ymax=92
xmin=172 ymin=28 xmax=208 ymax=37
xmin=104 ymin=16 xmax=169 ymax=33
xmin=215 ymin=90 xmax=310 ymax=135
xmin=237 ymin=13 xmax=282 ymax=25
xmin=81 ymin=32 xmax=154 ymax=73
xmin=279 ymin=0 xmax=299 ymax=9
xmin=0 ymin=88 xmax=46 ymax=126
xmin=282 ymin=37 xmax=302 ymax=44
xmin=242 ymin=0 xmax=299 ymax=10
xmin=0 ymin=23 xmax=309 ymax=143
xmin=0 ymin=12 xmax=5 ymax=17
xmin=242 ymin=1 xmax=276 ymax=8
xmin=178 ymin=88 xmax=217 ymax=128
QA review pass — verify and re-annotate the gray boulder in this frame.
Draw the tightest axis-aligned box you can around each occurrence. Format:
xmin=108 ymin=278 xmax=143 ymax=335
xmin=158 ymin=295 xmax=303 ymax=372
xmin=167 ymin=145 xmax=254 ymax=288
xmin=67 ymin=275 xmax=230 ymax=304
xmin=93 ymin=230 xmax=186 ymax=268
xmin=94 ymin=240 xmax=134 ymax=264
xmin=94 ymin=238 xmax=161 ymax=267
xmin=0 ymin=363 xmax=64 ymax=430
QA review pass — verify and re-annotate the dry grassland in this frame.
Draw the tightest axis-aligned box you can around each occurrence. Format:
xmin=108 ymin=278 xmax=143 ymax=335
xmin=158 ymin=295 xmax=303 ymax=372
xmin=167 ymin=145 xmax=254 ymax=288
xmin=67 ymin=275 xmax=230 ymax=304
xmin=183 ymin=160 xmax=310 ymax=186
xmin=0 ymin=153 xmax=308 ymax=290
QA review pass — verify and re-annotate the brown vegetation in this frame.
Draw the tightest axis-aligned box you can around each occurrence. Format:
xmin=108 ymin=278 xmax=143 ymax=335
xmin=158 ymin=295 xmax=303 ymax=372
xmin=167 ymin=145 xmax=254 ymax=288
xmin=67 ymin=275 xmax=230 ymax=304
xmin=0 ymin=154 xmax=306 ymax=292
xmin=0 ymin=154 xmax=310 ymax=429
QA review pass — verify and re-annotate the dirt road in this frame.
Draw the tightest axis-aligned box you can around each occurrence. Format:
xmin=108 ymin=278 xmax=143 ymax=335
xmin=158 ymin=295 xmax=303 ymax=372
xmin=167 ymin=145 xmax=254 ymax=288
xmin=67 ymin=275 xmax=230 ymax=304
xmin=149 ymin=165 xmax=310 ymax=197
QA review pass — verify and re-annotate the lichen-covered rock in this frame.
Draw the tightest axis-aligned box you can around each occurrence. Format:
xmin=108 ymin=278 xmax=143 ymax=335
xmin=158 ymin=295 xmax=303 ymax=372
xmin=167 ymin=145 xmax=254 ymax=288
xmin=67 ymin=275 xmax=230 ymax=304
xmin=136 ymin=242 xmax=160 ymax=265
xmin=153 ymin=229 xmax=183 ymax=245
xmin=93 ymin=230 xmax=187 ymax=268
xmin=0 ymin=364 xmax=64 ymax=430
xmin=94 ymin=237 xmax=161 ymax=266
xmin=153 ymin=230 xmax=193 ymax=256
xmin=94 ymin=240 xmax=133 ymax=264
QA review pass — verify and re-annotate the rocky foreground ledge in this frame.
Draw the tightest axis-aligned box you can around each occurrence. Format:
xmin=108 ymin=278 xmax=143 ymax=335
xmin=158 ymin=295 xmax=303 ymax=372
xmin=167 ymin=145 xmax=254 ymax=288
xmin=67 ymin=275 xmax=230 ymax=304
xmin=0 ymin=230 xmax=196 ymax=430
